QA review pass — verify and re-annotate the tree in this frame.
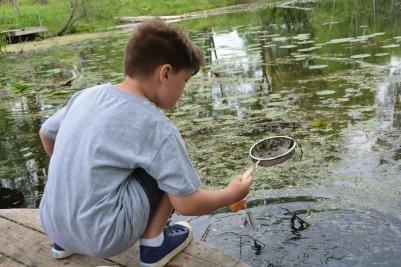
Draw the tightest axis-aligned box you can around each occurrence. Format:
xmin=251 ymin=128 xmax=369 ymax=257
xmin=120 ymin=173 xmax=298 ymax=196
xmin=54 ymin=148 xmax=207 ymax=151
xmin=57 ymin=0 xmax=83 ymax=36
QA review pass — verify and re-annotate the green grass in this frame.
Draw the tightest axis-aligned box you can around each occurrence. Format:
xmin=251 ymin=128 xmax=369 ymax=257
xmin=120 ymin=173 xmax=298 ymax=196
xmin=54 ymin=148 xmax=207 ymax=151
xmin=0 ymin=0 xmax=255 ymax=36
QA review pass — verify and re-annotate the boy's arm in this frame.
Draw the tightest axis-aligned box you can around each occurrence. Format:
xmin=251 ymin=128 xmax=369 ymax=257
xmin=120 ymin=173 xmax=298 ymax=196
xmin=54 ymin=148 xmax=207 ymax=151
xmin=39 ymin=129 xmax=55 ymax=157
xmin=168 ymin=175 xmax=253 ymax=216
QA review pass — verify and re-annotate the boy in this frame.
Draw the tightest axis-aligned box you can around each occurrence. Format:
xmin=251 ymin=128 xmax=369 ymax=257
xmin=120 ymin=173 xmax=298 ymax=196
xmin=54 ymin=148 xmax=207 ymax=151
xmin=39 ymin=19 xmax=253 ymax=267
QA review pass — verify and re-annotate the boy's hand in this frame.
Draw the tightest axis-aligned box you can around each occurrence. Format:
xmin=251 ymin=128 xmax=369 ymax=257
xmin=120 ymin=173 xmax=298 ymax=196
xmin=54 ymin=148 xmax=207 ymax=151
xmin=227 ymin=175 xmax=253 ymax=204
xmin=227 ymin=175 xmax=253 ymax=212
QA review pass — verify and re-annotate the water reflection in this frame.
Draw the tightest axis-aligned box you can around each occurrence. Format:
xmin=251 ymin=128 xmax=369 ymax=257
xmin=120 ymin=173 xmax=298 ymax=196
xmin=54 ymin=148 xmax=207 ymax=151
xmin=1 ymin=0 xmax=401 ymax=266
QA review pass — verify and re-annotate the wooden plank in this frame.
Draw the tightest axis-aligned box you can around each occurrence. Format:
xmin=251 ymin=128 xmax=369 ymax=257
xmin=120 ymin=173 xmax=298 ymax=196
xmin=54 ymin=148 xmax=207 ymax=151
xmin=0 ymin=253 xmax=25 ymax=267
xmin=0 ymin=208 xmax=43 ymax=232
xmin=168 ymin=240 xmax=248 ymax=267
xmin=0 ymin=217 xmax=115 ymax=267
xmin=0 ymin=209 xmax=249 ymax=267
xmin=1 ymin=27 xmax=47 ymax=37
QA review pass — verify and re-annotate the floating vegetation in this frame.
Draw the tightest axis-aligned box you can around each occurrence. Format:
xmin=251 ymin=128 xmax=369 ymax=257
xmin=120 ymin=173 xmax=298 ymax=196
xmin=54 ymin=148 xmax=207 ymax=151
xmin=213 ymin=105 xmax=230 ymax=111
xmin=308 ymin=64 xmax=328 ymax=70
xmin=10 ymin=82 xmax=31 ymax=94
xmin=268 ymin=93 xmax=281 ymax=99
xmin=327 ymin=37 xmax=354 ymax=44
xmin=350 ymin=54 xmax=371 ymax=59
xmin=292 ymin=53 xmax=309 ymax=58
xmin=358 ymin=107 xmax=374 ymax=113
xmin=375 ymin=53 xmax=390 ymax=57
xmin=316 ymin=90 xmax=335 ymax=95
xmin=240 ymin=98 xmax=258 ymax=104
xmin=292 ymin=33 xmax=311 ymax=41
xmin=357 ymin=32 xmax=385 ymax=39
xmin=322 ymin=21 xmax=339 ymax=26
xmin=310 ymin=119 xmax=331 ymax=128
xmin=381 ymin=44 xmax=400 ymax=49
xmin=272 ymin=36 xmax=289 ymax=42
xmin=298 ymin=40 xmax=315 ymax=45
xmin=263 ymin=44 xmax=276 ymax=48
xmin=298 ymin=46 xmax=321 ymax=52
xmin=192 ymin=117 xmax=213 ymax=123
xmin=265 ymin=34 xmax=280 ymax=38
xmin=266 ymin=101 xmax=285 ymax=107
xmin=179 ymin=104 xmax=202 ymax=111
xmin=279 ymin=45 xmax=297 ymax=49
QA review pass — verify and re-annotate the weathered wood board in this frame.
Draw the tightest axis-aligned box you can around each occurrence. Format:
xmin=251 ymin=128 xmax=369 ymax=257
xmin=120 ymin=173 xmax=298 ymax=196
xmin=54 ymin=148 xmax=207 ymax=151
xmin=0 ymin=209 xmax=249 ymax=267
xmin=1 ymin=27 xmax=47 ymax=37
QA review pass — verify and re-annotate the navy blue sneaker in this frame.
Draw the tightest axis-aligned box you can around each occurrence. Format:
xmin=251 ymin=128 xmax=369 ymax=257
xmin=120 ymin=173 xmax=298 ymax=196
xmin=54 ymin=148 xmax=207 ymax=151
xmin=140 ymin=221 xmax=192 ymax=267
xmin=51 ymin=243 xmax=74 ymax=259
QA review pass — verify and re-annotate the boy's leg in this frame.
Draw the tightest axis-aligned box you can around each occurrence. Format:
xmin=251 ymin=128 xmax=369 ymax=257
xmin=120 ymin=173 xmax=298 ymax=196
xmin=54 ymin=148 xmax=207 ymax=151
xmin=142 ymin=193 xmax=173 ymax=238
xmin=140 ymin=193 xmax=193 ymax=267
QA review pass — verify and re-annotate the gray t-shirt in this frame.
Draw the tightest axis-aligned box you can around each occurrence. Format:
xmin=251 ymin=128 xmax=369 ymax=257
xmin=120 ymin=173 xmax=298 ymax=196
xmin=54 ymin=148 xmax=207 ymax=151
xmin=39 ymin=83 xmax=201 ymax=257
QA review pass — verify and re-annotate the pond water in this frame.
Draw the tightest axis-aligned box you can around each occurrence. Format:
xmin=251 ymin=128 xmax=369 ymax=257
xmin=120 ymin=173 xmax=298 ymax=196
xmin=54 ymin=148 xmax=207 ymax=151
xmin=1 ymin=0 xmax=401 ymax=266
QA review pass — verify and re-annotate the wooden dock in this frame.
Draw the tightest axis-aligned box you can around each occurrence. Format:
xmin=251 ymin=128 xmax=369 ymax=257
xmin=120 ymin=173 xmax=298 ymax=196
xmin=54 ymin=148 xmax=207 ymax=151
xmin=0 ymin=209 xmax=249 ymax=267
xmin=1 ymin=26 xmax=47 ymax=43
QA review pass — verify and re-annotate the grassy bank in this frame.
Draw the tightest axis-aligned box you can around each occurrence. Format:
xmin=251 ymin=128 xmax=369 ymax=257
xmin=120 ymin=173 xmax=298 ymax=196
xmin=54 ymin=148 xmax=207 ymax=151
xmin=0 ymin=0 xmax=254 ymax=36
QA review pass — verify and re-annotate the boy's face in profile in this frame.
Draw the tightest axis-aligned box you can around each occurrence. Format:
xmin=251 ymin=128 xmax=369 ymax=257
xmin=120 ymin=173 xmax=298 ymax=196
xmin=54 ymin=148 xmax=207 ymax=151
xmin=156 ymin=67 xmax=192 ymax=110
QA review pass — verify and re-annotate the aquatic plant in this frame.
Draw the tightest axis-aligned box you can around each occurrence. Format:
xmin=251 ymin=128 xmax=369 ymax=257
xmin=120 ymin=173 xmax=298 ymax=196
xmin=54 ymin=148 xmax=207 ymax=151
xmin=0 ymin=34 xmax=6 ymax=57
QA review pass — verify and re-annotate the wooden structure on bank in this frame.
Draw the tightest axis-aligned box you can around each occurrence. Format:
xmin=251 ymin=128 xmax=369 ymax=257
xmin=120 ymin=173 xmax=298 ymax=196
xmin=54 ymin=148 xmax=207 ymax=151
xmin=0 ymin=209 xmax=249 ymax=267
xmin=1 ymin=26 xmax=47 ymax=44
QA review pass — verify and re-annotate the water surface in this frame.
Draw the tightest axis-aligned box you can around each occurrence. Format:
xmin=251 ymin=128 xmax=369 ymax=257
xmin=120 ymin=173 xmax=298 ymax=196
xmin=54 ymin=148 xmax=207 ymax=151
xmin=1 ymin=1 xmax=401 ymax=266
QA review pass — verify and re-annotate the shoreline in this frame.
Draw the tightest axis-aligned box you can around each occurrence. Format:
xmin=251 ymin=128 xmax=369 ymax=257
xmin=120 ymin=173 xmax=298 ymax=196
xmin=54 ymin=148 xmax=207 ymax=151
xmin=2 ymin=0 xmax=293 ymax=55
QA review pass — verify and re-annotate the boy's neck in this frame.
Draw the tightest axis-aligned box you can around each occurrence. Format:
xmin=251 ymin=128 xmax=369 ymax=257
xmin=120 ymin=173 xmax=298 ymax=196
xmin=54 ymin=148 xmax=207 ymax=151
xmin=115 ymin=76 xmax=156 ymax=101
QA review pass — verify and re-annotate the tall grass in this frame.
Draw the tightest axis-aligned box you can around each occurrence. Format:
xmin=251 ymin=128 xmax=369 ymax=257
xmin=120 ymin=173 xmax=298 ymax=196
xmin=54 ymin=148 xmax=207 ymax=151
xmin=0 ymin=0 xmax=253 ymax=36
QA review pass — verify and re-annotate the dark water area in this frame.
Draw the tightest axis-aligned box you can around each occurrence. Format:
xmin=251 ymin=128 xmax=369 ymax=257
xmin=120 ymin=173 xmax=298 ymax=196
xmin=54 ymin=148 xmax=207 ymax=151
xmin=1 ymin=0 xmax=401 ymax=266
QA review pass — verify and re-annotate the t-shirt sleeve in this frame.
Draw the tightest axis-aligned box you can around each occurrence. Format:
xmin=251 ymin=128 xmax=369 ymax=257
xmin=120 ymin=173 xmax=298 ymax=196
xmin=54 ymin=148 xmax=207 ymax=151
xmin=40 ymin=90 xmax=83 ymax=140
xmin=145 ymin=127 xmax=202 ymax=196
xmin=40 ymin=105 xmax=67 ymax=140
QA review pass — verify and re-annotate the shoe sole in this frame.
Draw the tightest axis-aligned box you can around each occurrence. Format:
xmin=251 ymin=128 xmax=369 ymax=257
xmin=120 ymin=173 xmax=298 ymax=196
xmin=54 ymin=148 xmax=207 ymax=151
xmin=140 ymin=221 xmax=193 ymax=267
xmin=51 ymin=247 xmax=74 ymax=259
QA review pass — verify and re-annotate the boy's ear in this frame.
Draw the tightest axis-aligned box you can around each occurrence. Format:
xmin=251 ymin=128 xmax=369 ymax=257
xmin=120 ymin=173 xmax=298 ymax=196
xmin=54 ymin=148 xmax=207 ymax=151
xmin=160 ymin=64 xmax=172 ymax=82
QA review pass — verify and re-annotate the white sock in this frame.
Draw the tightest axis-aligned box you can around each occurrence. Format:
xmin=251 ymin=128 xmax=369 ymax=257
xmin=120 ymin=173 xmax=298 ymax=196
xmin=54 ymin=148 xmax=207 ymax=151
xmin=140 ymin=232 xmax=164 ymax=247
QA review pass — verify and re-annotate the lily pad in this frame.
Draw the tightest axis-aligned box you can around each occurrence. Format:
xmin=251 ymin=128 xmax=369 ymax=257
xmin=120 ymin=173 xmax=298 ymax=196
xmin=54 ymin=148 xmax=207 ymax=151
xmin=350 ymin=54 xmax=370 ymax=59
xmin=263 ymin=44 xmax=276 ymax=48
xmin=316 ymin=90 xmax=336 ymax=95
xmin=240 ymin=98 xmax=258 ymax=104
xmin=192 ymin=117 xmax=213 ymax=123
xmin=310 ymin=119 xmax=331 ymax=128
xmin=279 ymin=45 xmax=297 ymax=49
xmin=266 ymin=101 xmax=284 ymax=107
xmin=298 ymin=46 xmax=320 ymax=52
xmin=308 ymin=65 xmax=328 ymax=70
xmin=272 ymin=36 xmax=289 ymax=42
xmin=213 ymin=105 xmax=230 ymax=111
xmin=269 ymin=93 xmax=281 ymax=99
xmin=358 ymin=107 xmax=374 ymax=113
xmin=265 ymin=34 xmax=281 ymax=38
xmin=375 ymin=53 xmax=389 ymax=57
xmin=298 ymin=40 xmax=315 ymax=45
xmin=180 ymin=104 xmax=202 ymax=111
xmin=381 ymin=44 xmax=400 ymax=49
xmin=327 ymin=37 xmax=354 ymax=44
xmin=293 ymin=34 xmax=311 ymax=41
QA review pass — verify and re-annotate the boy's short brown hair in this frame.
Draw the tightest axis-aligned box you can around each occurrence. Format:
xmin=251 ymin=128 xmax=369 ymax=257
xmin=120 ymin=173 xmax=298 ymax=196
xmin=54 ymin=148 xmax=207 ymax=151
xmin=124 ymin=18 xmax=204 ymax=78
